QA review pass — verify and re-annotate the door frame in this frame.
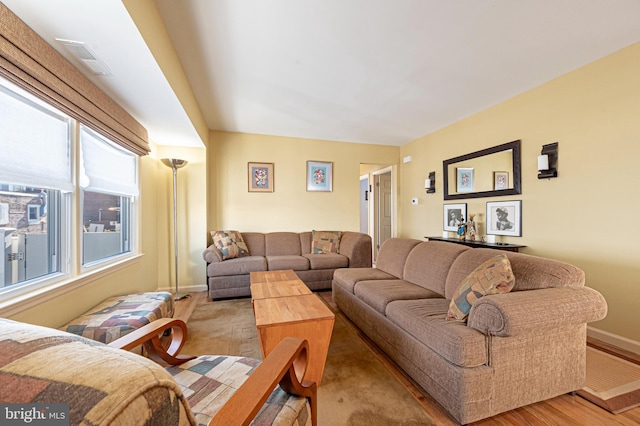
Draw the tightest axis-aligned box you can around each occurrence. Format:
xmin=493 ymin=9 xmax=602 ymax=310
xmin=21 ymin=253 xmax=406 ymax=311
xmin=370 ymin=166 xmax=397 ymax=259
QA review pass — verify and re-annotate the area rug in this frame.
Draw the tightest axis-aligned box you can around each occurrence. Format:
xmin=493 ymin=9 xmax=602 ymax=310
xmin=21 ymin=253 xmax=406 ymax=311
xmin=181 ymin=297 xmax=436 ymax=426
xmin=577 ymin=346 xmax=640 ymax=414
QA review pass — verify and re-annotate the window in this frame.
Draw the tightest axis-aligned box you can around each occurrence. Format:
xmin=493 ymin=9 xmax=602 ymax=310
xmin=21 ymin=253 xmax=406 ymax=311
xmin=80 ymin=126 xmax=137 ymax=264
xmin=0 ymin=75 xmax=139 ymax=300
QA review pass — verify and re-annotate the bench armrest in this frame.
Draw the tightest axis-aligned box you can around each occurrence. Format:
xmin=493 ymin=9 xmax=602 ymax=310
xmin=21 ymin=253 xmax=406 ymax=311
xmin=210 ymin=337 xmax=317 ymax=426
xmin=467 ymin=286 xmax=608 ymax=337
xmin=108 ymin=318 xmax=196 ymax=365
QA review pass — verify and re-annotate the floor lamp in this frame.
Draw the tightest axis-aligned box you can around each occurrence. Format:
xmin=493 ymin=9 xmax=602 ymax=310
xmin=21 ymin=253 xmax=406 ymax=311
xmin=161 ymin=158 xmax=190 ymax=301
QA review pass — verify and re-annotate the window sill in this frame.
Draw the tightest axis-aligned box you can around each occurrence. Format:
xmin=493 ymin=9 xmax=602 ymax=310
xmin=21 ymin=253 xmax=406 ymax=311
xmin=0 ymin=253 xmax=144 ymax=317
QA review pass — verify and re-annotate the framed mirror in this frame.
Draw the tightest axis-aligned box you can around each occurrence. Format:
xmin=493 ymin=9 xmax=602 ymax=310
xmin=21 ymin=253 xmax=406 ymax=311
xmin=443 ymin=140 xmax=521 ymax=200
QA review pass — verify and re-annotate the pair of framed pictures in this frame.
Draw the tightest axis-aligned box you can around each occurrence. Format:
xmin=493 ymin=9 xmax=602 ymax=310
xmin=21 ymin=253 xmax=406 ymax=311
xmin=443 ymin=200 xmax=522 ymax=236
xmin=455 ymin=168 xmax=510 ymax=192
xmin=247 ymin=161 xmax=333 ymax=193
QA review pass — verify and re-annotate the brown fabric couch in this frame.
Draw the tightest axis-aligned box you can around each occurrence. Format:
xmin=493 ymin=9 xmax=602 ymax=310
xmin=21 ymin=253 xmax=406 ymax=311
xmin=203 ymin=231 xmax=372 ymax=299
xmin=332 ymin=238 xmax=607 ymax=424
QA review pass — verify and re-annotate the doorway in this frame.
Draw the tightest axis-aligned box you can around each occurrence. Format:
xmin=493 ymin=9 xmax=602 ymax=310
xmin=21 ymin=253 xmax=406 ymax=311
xmin=360 ymin=164 xmax=396 ymax=263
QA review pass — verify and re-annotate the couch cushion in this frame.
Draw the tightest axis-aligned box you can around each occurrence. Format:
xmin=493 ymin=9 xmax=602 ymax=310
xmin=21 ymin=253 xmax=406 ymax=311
xmin=311 ymin=230 xmax=342 ymax=254
xmin=444 ymin=249 xmax=585 ymax=299
xmin=208 ymin=256 xmax=267 ymax=277
xmin=447 ymin=254 xmax=515 ymax=321
xmin=354 ymin=279 xmax=441 ymax=314
xmin=303 ymin=253 xmax=349 ymax=269
xmin=375 ymin=238 xmax=422 ymax=278
xmin=265 ymin=232 xmax=302 ymax=256
xmin=385 ymin=299 xmax=488 ymax=368
xmin=60 ymin=292 xmax=174 ymax=344
xmin=332 ymin=268 xmax=397 ymax=294
xmin=267 ymin=255 xmax=310 ymax=271
xmin=211 ymin=230 xmax=250 ymax=260
xmin=242 ymin=232 xmax=266 ymax=257
xmin=168 ymin=355 xmax=311 ymax=426
xmin=403 ymin=241 xmax=469 ymax=295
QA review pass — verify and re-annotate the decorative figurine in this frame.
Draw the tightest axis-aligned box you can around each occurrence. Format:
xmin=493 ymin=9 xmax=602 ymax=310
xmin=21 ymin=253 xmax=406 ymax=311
xmin=467 ymin=213 xmax=477 ymax=241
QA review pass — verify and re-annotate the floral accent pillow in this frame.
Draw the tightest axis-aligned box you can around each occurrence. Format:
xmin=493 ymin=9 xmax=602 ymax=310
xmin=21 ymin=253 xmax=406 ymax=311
xmin=311 ymin=230 xmax=343 ymax=254
xmin=447 ymin=254 xmax=515 ymax=321
xmin=211 ymin=230 xmax=250 ymax=260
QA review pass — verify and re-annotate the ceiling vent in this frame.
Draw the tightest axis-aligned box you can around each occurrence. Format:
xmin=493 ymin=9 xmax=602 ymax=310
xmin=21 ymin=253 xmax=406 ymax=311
xmin=55 ymin=38 xmax=112 ymax=76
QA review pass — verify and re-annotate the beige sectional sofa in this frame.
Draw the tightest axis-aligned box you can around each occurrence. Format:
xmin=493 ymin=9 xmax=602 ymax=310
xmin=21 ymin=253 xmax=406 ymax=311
xmin=332 ymin=238 xmax=607 ymax=424
xmin=203 ymin=231 xmax=372 ymax=299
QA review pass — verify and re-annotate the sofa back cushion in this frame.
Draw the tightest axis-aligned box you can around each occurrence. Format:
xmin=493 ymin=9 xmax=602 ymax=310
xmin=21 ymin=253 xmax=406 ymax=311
xmin=444 ymin=248 xmax=585 ymax=299
xmin=403 ymin=241 xmax=469 ymax=295
xmin=375 ymin=238 xmax=422 ymax=278
xmin=299 ymin=232 xmax=312 ymax=254
xmin=242 ymin=232 xmax=266 ymax=256
xmin=265 ymin=232 xmax=302 ymax=256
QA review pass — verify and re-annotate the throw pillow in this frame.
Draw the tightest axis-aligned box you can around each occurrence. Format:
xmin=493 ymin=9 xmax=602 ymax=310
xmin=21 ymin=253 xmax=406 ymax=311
xmin=211 ymin=230 xmax=250 ymax=260
xmin=311 ymin=230 xmax=342 ymax=254
xmin=447 ymin=254 xmax=515 ymax=322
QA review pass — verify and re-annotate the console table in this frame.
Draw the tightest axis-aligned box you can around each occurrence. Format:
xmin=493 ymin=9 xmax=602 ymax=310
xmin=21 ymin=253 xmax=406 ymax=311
xmin=425 ymin=236 xmax=525 ymax=252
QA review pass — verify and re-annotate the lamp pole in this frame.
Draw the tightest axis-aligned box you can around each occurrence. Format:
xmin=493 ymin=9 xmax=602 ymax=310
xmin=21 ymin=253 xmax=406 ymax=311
xmin=161 ymin=158 xmax=190 ymax=301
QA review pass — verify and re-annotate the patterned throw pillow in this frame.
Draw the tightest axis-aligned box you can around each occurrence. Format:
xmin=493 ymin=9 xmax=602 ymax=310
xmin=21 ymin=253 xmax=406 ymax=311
xmin=311 ymin=230 xmax=343 ymax=254
xmin=447 ymin=254 xmax=515 ymax=322
xmin=211 ymin=230 xmax=250 ymax=260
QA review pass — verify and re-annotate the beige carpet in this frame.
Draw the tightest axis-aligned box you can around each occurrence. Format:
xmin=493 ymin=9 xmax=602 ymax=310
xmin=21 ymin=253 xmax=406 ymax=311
xmin=577 ymin=346 xmax=640 ymax=414
xmin=181 ymin=297 xmax=435 ymax=426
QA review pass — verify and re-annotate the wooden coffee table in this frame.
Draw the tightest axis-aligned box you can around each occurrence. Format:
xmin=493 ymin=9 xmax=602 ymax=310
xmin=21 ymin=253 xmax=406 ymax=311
xmin=250 ymin=270 xmax=334 ymax=386
xmin=250 ymin=270 xmax=312 ymax=300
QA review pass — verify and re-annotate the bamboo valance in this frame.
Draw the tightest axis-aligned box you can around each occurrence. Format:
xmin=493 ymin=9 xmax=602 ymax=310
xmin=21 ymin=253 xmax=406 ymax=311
xmin=0 ymin=3 xmax=150 ymax=155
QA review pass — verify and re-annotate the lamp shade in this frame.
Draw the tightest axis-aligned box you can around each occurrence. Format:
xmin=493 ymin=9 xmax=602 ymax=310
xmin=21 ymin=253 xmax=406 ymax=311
xmin=537 ymin=154 xmax=549 ymax=171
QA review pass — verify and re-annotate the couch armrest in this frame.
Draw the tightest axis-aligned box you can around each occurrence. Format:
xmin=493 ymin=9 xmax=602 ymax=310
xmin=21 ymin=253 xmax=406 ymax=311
xmin=467 ymin=286 xmax=607 ymax=337
xmin=203 ymin=244 xmax=223 ymax=263
xmin=339 ymin=232 xmax=372 ymax=268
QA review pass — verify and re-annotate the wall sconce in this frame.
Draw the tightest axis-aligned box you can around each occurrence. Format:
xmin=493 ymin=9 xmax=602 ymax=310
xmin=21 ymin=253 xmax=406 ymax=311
xmin=537 ymin=142 xmax=558 ymax=179
xmin=425 ymin=171 xmax=436 ymax=193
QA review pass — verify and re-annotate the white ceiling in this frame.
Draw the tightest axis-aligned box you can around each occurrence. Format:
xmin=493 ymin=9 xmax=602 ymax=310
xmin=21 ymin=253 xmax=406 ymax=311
xmin=4 ymin=1 xmax=640 ymax=148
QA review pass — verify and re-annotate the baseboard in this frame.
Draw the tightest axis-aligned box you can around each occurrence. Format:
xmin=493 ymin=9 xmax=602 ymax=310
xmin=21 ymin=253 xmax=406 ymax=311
xmin=587 ymin=326 xmax=640 ymax=356
xmin=158 ymin=284 xmax=208 ymax=294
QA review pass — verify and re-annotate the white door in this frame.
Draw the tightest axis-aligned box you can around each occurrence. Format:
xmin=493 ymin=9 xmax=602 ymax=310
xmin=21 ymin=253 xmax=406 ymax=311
xmin=374 ymin=171 xmax=392 ymax=257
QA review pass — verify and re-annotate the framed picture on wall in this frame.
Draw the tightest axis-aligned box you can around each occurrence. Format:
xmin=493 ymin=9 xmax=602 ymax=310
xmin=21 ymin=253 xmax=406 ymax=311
xmin=306 ymin=161 xmax=333 ymax=192
xmin=456 ymin=168 xmax=474 ymax=192
xmin=443 ymin=203 xmax=467 ymax=232
xmin=494 ymin=171 xmax=509 ymax=190
xmin=248 ymin=162 xmax=274 ymax=192
xmin=486 ymin=200 xmax=522 ymax=236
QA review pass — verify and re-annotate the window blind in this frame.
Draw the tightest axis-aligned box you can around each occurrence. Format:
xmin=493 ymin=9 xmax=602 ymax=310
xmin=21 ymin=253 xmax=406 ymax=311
xmin=0 ymin=3 xmax=150 ymax=156
xmin=80 ymin=126 xmax=139 ymax=197
xmin=0 ymin=82 xmax=73 ymax=191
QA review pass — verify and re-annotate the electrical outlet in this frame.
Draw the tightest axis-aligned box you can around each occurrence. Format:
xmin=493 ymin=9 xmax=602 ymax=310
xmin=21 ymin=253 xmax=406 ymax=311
xmin=411 ymin=198 xmax=418 ymax=205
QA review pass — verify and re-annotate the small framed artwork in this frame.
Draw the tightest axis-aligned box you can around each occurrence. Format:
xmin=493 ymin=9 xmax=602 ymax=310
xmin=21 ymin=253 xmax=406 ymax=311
xmin=443 ymin=203 xmax=467 ymax=232
xmin=456 ymin=168 xmax=474 ymax=192
xmin=307 ymin=161 xmax=333 ymax=192
xmin=494 ymin=171 xmax=509 ymax=190
xmin=486 ymin=200 xmax=522 ymax=236
xmin=248 ymin=162 xmax=274 ymax=192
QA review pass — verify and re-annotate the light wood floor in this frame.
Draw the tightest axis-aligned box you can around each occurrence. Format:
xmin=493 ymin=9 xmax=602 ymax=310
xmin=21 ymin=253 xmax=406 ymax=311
xmin=174 ymin=292 xmax=640 ymax=425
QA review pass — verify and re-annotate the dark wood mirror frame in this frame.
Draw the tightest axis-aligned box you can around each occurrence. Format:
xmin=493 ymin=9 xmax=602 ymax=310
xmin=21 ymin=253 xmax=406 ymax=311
xmin=443 ymin=140 xmax=521 ymax=200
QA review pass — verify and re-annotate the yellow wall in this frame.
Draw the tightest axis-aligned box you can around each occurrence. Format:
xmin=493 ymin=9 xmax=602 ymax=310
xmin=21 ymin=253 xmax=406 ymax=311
xmin=156 ymin=145 xmax=208 ymax=290
xmin=399 ymin=42 xmax=640 ymax=342
xmin=207 ymin=131 xmax=399 ymax=236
